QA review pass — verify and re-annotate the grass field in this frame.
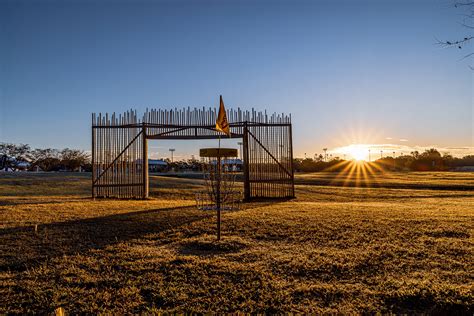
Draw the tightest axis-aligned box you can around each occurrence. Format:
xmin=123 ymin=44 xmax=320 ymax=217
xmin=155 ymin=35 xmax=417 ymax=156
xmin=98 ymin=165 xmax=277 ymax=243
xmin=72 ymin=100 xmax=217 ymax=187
xmin=1 ymin=172 xmax=473 ymax=313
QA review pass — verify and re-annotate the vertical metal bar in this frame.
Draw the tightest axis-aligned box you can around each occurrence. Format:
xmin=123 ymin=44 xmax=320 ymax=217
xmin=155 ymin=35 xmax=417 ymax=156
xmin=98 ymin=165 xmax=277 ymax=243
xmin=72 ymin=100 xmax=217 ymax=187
xmin=92 ymin=114 xmax=95 ymax=199
xmin=243 ymin=122 xmax=250 ymax=201
xmin=105 ymin=114 xmax=109 ymax=197
xmin=113 ymin=115 xmax=116 ymax=197
xmin=288 ymin=123 xmax=295 ymax=198
xmin=142 ymin=122 xmax=149 ymax=199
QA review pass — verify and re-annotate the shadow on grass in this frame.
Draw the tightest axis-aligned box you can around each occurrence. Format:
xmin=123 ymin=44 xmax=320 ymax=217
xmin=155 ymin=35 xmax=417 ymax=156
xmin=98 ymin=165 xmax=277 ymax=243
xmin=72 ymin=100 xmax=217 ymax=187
xmin=0 ymin=205 xmax=212 ymax=272
xmin=177 ymin=238 xmax=249 ymax=257
xmin=382 ymin=293 xmax=472 ymax=315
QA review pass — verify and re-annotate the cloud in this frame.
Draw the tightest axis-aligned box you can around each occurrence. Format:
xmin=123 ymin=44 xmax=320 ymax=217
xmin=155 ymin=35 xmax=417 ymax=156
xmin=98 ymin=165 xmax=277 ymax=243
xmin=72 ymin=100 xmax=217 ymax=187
xmin=446 ymin=147 xmax=471 ymax=150
xmin=399 ymin=139 xmax=408 ymax=142
xmin=385 ymin=137 xmax=392 ymax=140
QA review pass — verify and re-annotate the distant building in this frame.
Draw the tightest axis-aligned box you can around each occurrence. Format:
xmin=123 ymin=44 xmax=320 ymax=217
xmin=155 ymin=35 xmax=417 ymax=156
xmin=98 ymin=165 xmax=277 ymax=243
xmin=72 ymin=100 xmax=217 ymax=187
xmin=148 ymin=159 xmax=168 ymax=172
xmin=210 ymin=158 xmax=243 ymax=172
xmin=454 ymin=166 xmax=474 ymax=172
xmin=16 ymin=161 xmax=31 ymax=170
xmin=0 ymin=156 xmax=30 ymax=172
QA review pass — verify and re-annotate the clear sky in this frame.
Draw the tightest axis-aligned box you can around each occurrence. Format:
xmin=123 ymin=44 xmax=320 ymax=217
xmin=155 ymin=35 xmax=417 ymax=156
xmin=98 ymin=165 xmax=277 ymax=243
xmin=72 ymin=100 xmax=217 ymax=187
xmin=1 ymin=0 xmax=473 ymax=159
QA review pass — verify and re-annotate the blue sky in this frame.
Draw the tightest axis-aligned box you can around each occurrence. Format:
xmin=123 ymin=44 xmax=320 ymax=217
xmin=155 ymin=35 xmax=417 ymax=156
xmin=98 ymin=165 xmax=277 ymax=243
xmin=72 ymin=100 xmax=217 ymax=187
xmin=1 ymin=0 xmax=472 ymax=159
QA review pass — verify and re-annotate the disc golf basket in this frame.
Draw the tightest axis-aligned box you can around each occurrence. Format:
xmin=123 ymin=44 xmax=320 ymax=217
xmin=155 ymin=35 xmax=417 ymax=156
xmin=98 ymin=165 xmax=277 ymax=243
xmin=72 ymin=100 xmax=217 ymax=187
xmin=196 ymin=148 xmax=242 ymax=240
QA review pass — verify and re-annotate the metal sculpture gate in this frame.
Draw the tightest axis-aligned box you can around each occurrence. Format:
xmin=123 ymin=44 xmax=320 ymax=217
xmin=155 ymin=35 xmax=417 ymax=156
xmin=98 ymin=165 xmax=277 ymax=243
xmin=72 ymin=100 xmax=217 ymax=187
xmin=92 ymin=107 xmax=294 ymax=200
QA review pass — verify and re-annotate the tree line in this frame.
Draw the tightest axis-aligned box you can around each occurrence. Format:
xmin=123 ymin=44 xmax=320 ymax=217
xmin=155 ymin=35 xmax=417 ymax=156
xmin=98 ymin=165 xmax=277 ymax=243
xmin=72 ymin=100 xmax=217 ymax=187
xmin=2 ymin=143 xmax=473 ymax=173
xmin=293 ymin=148 xmax=474 ymax=172
xmin=0 ymin=143 xmax=91 ymax=171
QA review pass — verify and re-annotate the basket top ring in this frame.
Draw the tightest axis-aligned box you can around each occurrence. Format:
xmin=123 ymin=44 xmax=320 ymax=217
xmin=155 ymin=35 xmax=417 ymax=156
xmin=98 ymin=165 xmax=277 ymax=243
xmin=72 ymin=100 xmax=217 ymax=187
xmin=199 ymin=148 xmax=238 ymax=158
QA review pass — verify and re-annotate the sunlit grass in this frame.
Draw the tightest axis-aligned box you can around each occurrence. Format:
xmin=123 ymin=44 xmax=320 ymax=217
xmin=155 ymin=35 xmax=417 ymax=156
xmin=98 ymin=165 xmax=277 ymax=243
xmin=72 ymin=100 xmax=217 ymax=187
xmin=323 ymin=159 xmax=386 ymax=187
xmin=0 ymin=172 xmax=473 ymax=313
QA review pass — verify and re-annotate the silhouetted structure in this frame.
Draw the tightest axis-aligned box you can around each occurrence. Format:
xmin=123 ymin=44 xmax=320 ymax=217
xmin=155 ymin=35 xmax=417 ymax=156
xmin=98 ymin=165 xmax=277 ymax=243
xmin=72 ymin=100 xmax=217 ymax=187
xmin=91 ymin=108 xmax=294 ymax=200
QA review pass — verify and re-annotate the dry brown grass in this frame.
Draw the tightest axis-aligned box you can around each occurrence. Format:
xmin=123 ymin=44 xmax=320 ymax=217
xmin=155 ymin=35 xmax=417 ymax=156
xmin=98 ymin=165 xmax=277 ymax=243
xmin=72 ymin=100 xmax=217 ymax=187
xmin=1 ymin=172 xmax=473 ymax=313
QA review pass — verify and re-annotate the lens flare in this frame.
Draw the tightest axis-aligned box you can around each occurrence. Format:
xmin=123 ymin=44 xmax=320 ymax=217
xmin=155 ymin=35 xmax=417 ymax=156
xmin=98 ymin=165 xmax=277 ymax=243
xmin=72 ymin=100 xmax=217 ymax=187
xmin=343 ymin=144 xmax=369 ymax=161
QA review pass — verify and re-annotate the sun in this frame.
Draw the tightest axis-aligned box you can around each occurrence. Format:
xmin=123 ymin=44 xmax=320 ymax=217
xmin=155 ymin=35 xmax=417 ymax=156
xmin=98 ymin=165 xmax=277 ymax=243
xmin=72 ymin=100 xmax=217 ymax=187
xmin=347 ymin=145 xmax=368 ymax=161
xmin=323 ymin=144 xmax=386 ymax=187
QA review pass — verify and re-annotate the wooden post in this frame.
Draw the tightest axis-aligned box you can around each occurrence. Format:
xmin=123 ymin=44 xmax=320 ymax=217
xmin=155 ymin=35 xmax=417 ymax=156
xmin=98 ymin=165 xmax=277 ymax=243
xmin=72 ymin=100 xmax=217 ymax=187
xmin=142 ymin=123 xmax=149 ymax=199
xmin=243 ymin=122 xmax=250 ymax=201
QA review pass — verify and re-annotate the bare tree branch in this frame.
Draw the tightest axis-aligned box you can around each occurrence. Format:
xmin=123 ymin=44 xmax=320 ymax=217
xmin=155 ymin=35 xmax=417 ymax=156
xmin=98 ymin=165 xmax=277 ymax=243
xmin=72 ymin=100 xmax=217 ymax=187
xmin=438 ymin=1 xmax=474 ymax=68
xmin=436 ymin=36 xmax=474 ymax=48
xmin=459 ymin=22 xmax=474 ymax=29
xmin=455 ymin=1 xmax=474 ymax=8
xmin=460 ymin=52 xmax=474 ymax=60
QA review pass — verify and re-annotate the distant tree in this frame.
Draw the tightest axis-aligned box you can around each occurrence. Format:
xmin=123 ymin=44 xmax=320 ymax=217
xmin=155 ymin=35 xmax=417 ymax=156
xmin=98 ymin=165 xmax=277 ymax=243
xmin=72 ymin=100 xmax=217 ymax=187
xmin=312 ymin=154 xmax=324 ymax=162
xmin=410 ymin=151 xmax=420 ymax=159
xmin=412 ymin=148 xmax=445 ymax=171
xmin=295 ymin=149 xmax=473 ymax=173
xmin=374 ymin=156 xmax=396 ymax=171
xmin=461 ymin=155 xmax=474 ymax=165
xmin=443 ymin=153 xmax=454 ymax=160
xmin=60 ymin=148 xmax=90 ymax=171
xmin=30 ymin=148 xmax=61 ymax=171
xmin=0 ymin=143 xmax=31 ymax=170
xmin=396 ymin=155 xmax=416 ymax=170
xmin=420 ymin=148 xmax=442 ymax=159
xmin=448 ymin=154 xmax=474 ymax=167
xmin=442 ymin=153 xmax=454 ymax=166
xmin=81 ymin=162 xmax=93 ymax=172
